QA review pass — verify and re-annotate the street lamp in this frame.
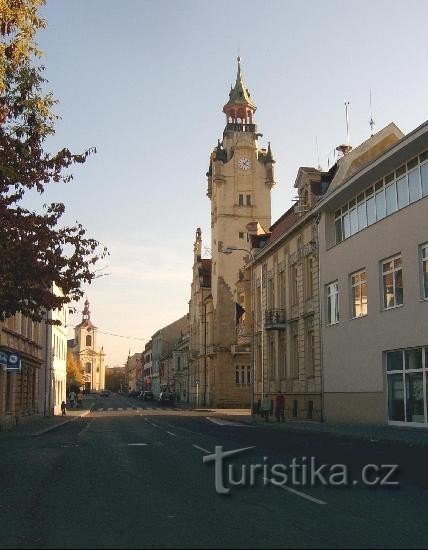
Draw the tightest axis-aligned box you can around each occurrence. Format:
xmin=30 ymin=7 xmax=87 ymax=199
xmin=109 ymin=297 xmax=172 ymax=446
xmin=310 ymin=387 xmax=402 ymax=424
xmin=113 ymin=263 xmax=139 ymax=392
xmin=221 ymin=245 xmax=257 ymax=421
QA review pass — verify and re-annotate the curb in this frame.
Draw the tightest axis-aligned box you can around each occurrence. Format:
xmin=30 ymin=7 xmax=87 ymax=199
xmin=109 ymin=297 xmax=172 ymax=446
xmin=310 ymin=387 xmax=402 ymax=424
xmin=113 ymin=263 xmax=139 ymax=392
xmin=33 ymin=409 xmax=91 ymax=437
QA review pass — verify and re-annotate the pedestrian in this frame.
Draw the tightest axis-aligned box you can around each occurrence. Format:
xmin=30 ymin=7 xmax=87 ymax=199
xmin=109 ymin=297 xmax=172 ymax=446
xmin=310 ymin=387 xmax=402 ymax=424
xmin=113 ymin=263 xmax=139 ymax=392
xmin=77 ymin=392 xmax=83 ymax=408
xmin=261 ymin=395 xmax=271 ymax=422
xmin=275 ymin=390 xmax=285 ymax=422
xmin=68 ymin=390 xmax=76 ymax=409
xmin=61 ymin=400 xmax=67 ymax=416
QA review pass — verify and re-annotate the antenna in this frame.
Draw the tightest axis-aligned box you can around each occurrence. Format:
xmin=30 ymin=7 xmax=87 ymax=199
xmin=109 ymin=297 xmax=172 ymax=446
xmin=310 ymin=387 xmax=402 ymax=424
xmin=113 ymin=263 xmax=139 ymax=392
xmin=369 ymin=89 xmax=375 ymax=136
xmin=344 ymin=101 xmax=350 ymax=146
xmin=315 ymin=135 xmax=321 ymax=170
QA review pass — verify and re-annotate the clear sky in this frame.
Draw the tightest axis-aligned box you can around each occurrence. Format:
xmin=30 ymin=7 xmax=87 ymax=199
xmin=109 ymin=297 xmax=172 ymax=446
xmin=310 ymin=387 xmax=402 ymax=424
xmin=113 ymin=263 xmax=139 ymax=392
xmin=31 ymin=0 xmax=428 ymax=367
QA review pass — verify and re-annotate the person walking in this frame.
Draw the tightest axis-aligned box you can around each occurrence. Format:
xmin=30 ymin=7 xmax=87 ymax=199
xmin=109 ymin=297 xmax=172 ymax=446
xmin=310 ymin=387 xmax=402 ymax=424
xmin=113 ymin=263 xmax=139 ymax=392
xmin=61 ymin=401 xmax=67 ymax=416
xmin=77 ymin=392 xmax=83 ymax=408
xmin=261 ymin=395 xmax=271 ymax=422
xmin=275 ymin=390 xmax=285 ymax=422
xmin=68 ymin=390 xmax=76 ymax=409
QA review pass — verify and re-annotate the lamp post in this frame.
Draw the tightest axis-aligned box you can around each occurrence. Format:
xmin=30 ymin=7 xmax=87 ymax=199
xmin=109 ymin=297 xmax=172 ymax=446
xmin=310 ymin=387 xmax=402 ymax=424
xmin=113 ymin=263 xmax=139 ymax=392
xmin=221 ymin=246 xmax=257 ymax=421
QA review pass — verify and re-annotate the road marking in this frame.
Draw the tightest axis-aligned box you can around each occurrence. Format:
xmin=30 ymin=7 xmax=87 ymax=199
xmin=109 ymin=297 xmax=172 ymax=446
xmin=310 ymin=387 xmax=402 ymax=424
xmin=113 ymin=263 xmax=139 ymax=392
xmin=61 ymin=444 xmax=79 ymax=448
xmin=167 ymin=431 xmax=177 ymax=437
xmin=192 ymin=444 xmax=211 ymax=454
xmin=108 ymin=408 xmax=113 ymax=411
xmin=118 ymin=408 xmax=123 ymax=411
xmin=128 ymin=443 xmax=148 ymax=446
xmin=206 ymin=417 xmax=249 ymax=427
xmin=264 ymin=478 xmax=327 ymax=506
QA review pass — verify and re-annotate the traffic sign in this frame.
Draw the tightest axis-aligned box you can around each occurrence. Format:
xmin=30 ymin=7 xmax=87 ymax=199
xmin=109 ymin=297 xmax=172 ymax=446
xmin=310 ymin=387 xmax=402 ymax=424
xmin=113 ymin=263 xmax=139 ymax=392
xmin=195 ymin=378 xmax=200 ymax=385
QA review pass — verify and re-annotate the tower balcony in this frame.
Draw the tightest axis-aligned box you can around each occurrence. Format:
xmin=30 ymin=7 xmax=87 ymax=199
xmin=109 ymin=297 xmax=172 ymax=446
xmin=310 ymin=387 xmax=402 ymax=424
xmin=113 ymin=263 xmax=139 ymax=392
xmin=224 ymin=122 xmax=257 ymax=134
xmin=264 ymin=309 xmax=286 ymax=330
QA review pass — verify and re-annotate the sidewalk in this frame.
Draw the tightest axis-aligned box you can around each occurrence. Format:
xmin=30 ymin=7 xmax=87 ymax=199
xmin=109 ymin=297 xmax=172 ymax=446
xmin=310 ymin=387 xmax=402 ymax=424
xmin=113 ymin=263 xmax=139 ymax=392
xmin=212 ymin=410 xmax=428 ymax=448
xmin=0 ymin=396 xmax=97 ymax=438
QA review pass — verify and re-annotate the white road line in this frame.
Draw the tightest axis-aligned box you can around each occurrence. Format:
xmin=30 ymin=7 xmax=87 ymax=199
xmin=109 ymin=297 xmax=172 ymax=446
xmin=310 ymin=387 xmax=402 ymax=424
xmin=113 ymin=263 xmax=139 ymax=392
xmin=108 ymin=408 xmax=113 ymax=411
xmin=264 ymin=478 xmax=327 ymax=506
xmin=167 ymin=431 xmax=176 ymax=437
xmin=150 ymin=421 xmax=160 ymax=428
xmin=128 ymin=443 xmax=148 ymax=446
xmin=192 ymin=444 xmax=211 ymax=455
xmin=206 ymin=417 xmax=248 ymax=427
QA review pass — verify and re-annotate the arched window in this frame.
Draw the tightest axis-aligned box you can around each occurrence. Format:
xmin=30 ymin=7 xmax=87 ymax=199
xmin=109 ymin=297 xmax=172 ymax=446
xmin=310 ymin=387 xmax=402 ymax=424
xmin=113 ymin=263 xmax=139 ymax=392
xmin=86 ymin=335 xmax=92 ymax=347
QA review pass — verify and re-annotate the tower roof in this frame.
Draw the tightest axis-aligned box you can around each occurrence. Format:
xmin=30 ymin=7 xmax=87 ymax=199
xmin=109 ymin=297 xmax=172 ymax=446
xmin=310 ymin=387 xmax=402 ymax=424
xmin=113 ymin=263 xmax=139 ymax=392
xmin=223 ymin=57 xmax=256 ymax=113
xmin=76 ymin=297 xmax=96 ymax=330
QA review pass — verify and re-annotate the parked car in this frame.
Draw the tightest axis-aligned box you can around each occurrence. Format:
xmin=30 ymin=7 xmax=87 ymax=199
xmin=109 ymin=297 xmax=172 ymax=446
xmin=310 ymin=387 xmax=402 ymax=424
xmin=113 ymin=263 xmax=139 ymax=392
xmin=128 ymin=390 xmax=139 ymax=398
xmin=159 ymin=391 xmax=174 ymax=405
xmin=100 ymin=390 xmax=111 ymax=397
xmin=140 ymin=391 xmax=154 ymax=401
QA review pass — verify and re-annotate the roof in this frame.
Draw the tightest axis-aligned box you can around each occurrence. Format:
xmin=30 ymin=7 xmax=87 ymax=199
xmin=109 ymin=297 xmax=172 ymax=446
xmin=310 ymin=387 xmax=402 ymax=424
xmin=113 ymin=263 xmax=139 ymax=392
xmin=223 ymin=57 xmax=256 ymax=112
xmin=267 ymin=206 xmax=299 ymax=246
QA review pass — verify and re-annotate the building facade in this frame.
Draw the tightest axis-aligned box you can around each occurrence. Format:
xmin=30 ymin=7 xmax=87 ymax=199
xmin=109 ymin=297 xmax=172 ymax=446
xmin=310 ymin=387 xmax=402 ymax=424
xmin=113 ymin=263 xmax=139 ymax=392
xmin=39 ymin=287 xmax=68 ymax=416
xmin=143 ymin=340 xmax=153 ymax=392
xmin=318 ymin=120 xmax=428 ymax=426
xmin=68 ymin=299 xmax=105 ymax=392
xmin=151 ymin=316 xmax=188 ymax=398
xmin=0 ymin=314 xmax=43 ymax=429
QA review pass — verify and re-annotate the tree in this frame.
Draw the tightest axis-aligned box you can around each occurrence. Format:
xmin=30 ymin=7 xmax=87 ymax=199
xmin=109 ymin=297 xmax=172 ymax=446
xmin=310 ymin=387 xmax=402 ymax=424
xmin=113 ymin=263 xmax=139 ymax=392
xmin=105 ymin=367 xmax=125 ymax=393
xmin=0 ymin=1 xmax=108 ymax=322
xmin=66 ymin=350 xmax=84 ymax=390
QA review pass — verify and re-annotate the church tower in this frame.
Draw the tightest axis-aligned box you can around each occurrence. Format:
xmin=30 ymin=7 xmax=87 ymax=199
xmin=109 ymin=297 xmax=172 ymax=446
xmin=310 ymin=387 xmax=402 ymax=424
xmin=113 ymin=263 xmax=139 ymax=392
xmin=68 ymin=298 xmax=106 ymax=392
xmin=204 ymin=58 xmax=275 ymax=407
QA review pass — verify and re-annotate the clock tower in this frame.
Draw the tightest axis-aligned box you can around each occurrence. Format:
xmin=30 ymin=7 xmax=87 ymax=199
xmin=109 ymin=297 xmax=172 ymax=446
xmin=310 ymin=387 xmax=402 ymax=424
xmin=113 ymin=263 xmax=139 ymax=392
xmin=204 ymin=57 xmax=275 ymax=406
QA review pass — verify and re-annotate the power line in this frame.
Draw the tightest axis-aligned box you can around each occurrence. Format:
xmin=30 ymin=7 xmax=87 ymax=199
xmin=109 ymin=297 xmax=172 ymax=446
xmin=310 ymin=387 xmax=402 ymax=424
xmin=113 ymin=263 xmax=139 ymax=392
xmin=96 ymin=330 xmax=148 ymax=341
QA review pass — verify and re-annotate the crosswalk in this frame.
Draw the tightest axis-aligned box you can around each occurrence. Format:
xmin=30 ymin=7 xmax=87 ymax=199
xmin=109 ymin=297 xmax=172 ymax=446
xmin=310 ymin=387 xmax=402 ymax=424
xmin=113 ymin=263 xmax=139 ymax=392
xmin=92 ymin=405 xmax=178 ymax=412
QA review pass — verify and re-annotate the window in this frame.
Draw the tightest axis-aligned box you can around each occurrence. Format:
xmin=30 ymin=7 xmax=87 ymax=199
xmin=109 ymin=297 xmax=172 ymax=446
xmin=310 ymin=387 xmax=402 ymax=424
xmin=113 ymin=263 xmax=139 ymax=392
xmin=351 ymin=270 xmax=367 ymax=318
xmin=278 ymin=333 xmax=286 ymax=379
xmin=421 ymin=244 xmax=428 ymax=299
xmin=279 ymin=270 xmax=286 ymax=307
xmin=334 ymin=150 xmax=428 ymax=244
xmin=246 ymin=194 xmax=251 ymax=206
xmin=238 ymin=194 xmax=244 ymax=206
xmin=290 ymin=323 xmax=299 ymax=378
xmin=305 ymin=317 xmax=315 ymax=377
xmin=86 ymin=335 xmax=92 ymax=347
xmin=305 ymin=256 xmax=314 ymax=299
xmin=85 ymin=362 xmax=91 ymax=374
xmin=326 ymin=281 xmax=339 ymax=325
xmin=386 ymin=347 xmax=427 ymax=425
xmin=290 ymin=265 xmax=298 ymax=306
xmin=239 ymin=232 xmax=244 ymax=239
xmin=269 ymin=336 xmax=276 ymax=380
xmin=235 ymin=365 xmax=251 ymax=386
xmin=382 ymin=256 xmax=403 ymax=309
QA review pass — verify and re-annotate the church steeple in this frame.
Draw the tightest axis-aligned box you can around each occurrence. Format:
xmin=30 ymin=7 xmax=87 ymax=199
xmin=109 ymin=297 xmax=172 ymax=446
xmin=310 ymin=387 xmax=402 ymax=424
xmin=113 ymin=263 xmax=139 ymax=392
xmin=223 ymin=57 xmax=257 ymax=132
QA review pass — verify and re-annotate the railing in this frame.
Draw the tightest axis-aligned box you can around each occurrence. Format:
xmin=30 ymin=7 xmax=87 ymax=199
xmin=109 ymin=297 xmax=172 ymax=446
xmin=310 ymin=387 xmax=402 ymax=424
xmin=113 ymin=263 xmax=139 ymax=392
xmin=231 ymin=344 xmax=251 ymax=355
xmin=265 ymin=309 xmax=286 ymax=330
xmin=225 ymin=122 xmax=257 ymax=133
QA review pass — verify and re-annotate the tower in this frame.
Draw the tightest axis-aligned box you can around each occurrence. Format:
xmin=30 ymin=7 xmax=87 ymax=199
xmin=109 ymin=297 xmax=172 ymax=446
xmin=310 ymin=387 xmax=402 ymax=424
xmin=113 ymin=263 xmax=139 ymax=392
xmin=68 ymin=298 xmax=106 ymax=392
xmin=204 ymin=58 xmax=275 ymax=406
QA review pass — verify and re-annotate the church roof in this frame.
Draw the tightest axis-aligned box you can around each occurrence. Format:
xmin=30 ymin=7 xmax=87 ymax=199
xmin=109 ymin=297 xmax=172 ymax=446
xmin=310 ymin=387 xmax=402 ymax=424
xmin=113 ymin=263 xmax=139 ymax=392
xmin=223 ymin=57 xmax=256 ymax=112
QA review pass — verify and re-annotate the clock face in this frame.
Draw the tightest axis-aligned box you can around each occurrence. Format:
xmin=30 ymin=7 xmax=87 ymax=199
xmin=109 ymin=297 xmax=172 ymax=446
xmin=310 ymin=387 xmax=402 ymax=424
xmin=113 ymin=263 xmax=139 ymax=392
xmin=238 ymin=157 xmax=251 ymax=170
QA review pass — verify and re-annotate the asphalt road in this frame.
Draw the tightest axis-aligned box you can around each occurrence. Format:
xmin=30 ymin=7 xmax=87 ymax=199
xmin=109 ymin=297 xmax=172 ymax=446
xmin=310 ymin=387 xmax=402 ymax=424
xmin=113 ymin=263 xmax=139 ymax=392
xmin=0 ymin=393 xmax=427 ymax=549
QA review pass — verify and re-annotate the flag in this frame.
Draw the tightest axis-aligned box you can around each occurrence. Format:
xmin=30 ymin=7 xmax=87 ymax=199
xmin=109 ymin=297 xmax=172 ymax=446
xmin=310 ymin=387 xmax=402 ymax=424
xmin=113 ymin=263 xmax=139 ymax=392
xmin=235 ymin=302 xmax=245 ymax=325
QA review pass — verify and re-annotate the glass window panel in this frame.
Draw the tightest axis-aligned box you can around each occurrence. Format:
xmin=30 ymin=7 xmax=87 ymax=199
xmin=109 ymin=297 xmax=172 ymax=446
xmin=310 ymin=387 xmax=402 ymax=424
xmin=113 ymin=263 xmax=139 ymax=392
xmin=395 ymin=269 xmax=403 ymax=305
xmin=423 ymin=258 xmax=428 ymax=299
xmin=420 ymin=151 xmax=428 ymax=162
xmin=388 ymin=373 xmax=405 ymax=422
xmin=350 ymin=208 xmax=358 ymax=235
xmin=405 ymin=348 xmax=423 ymax=370
xmin=335 ymin=209 xmax=341 ymax=219
xmin=407 ymin=157 xmax=418 ymax=170
xmin=421 ymin=163 xmax=428 ymax=197
xmin=405 ymin=372 xmax=424 ymax=422
xmin=375 ymin=181 xmax=384 ymax=191
xmin=387 ymin=351 xmax=403 ymax=371
xmin=383 ymin=272 xmax=394 ymax=308
xmin=343 ymin=212 xmax=350 ymax=239
xmin=383 ymin=260 xmax=393 ymax=273
xmin=408 ymin=169 xmax=421 ymax=203
xmin=366 ymin=196 xmax=376 ymax=225
xmin=385 ymin=172 xmax=395 ymax=183
xmin=352 ymin=284 xmax=361 ymax=317
xmin=394 ymin=257 xmax=402 ymax=268
xmin=396 ymin=175 xmax=409 ymax=209
xmin=357 ymin=203 xmax=367 ymax=229
xmin=385 ymin=182 xmax=398 ymax=215
xmin=375 ymin=190 xmax=386 ymax=220
xmin=349 ymin=198 xmax=356 ymax=208
xmin=361 ymin=280 xmax=367 ymax=315
xmin=335 ymin=218 xmax=343 ymax=244
xmin=365 ymin=187 xmax=374 ymax=198
xmin=357 ymin=193 xmax=364 ymax=203
xmin=395 ymin=165 xmax=406 ymax=177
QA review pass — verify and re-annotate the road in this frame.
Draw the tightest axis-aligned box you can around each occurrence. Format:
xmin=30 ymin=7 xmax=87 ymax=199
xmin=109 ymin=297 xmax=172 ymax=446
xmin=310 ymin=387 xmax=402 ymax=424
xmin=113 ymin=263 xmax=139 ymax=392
xmin=0 ymin=393 xmax=427 ymax=549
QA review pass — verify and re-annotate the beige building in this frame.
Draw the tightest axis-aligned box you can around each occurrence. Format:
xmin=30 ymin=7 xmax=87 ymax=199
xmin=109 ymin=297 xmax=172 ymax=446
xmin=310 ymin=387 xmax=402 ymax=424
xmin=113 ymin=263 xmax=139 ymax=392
xmin=316 ymin=120 xmax=428 ymax=426
xmin=189 ymin=57 xmax=275 ymax=407
xmin=125 ymin=352 xmax=142 ymax=393
xmin=0 ymin=314 xmax=43 ymax=429
xmin=68 ymin=298 xmax=106 ymax=392
xmin=241 ymin=165 xmax=324 ymax=420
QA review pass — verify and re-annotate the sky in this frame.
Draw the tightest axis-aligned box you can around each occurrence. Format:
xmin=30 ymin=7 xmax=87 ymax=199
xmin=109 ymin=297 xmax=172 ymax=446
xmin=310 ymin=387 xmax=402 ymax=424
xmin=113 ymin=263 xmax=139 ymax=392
xmin=29 ymin=0 xmax=428 ymax=367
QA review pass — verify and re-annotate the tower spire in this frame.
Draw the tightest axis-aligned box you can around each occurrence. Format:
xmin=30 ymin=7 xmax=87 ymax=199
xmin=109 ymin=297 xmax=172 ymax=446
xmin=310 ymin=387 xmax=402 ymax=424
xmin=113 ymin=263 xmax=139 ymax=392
xmin=223 ymin=57 xmax=257 ymax=132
